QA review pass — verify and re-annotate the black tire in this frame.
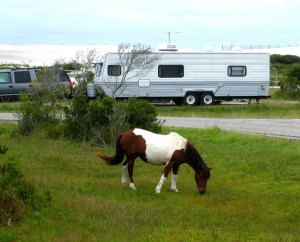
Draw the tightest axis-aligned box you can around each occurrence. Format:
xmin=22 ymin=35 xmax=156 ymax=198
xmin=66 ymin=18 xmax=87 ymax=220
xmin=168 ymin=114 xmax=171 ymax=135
xmin=200 ymin=93 xmax=215 ymax=106
xmin=183 ymin=93 xmax=199 ymax=106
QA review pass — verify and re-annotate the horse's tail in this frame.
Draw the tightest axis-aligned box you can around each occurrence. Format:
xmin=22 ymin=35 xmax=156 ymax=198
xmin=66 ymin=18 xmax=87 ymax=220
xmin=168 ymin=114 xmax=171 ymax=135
xmin=97 ymin=134 xmax=125 ymax=165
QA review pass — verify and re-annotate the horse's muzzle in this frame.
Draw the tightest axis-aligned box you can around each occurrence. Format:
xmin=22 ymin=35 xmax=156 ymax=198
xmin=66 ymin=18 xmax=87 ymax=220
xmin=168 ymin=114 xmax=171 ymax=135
xmin=199 ymin=189 xmax=206 ymax=195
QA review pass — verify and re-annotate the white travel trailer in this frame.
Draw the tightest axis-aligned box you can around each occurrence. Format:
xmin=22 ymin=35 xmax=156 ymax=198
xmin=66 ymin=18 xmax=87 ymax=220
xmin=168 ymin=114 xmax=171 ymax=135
xmin=91 ymin=45 xmax=270 ymax=105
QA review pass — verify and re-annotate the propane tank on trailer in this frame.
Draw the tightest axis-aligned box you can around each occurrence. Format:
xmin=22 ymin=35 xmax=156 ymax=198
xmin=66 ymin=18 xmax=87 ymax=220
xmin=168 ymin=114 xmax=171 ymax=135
xmin=87 ymin=83 xmax=96 ymax=98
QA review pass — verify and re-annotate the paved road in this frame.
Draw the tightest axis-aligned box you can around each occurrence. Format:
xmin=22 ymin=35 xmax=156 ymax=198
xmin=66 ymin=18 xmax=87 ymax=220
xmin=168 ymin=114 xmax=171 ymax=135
xmin=1 ymin=113 xmax=299 ymax=139
xmin=160 ymin=117 xmax=300 ymax=139
xmin=0 ymin=113 xmax=19 ymax=120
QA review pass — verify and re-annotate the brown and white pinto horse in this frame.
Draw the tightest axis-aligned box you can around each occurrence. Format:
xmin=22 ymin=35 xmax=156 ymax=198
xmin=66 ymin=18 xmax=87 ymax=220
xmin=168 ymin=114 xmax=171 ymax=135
xmin=97 ymin=128 xmax=212 ymax=195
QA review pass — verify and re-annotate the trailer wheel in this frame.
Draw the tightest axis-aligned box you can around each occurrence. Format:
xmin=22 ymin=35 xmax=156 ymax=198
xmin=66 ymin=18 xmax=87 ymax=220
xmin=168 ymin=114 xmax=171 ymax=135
xmin=184 ymin=93 xmax=199 ymax=106
xmin=200 ymin=93 xmax=215 ymax=106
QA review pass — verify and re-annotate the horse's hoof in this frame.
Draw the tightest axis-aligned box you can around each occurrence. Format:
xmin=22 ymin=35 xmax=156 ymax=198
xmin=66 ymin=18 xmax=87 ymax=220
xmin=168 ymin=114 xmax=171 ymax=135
xmin=155 ymin=189 xmax=161 ymax=194
xmin=130 ymin=183 xmax=137 ymax=190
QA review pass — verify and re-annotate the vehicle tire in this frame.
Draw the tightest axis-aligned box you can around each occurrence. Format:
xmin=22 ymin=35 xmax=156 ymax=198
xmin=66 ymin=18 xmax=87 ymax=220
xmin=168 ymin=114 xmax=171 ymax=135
xmin=200 ymin=93 xmax=215 ymax=106
xmin=183 ymin=93 xmax=199 ymax=106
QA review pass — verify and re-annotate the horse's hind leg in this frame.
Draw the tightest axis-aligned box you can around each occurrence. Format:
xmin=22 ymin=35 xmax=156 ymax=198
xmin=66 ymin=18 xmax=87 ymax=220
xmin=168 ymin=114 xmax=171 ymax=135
xmin=170 ymin=163 xmax=180 ymax=192
xmin=122 ymin=160 xmax=128 ymax=186
xmin=127 ymin=159 xmax=137 ymax=190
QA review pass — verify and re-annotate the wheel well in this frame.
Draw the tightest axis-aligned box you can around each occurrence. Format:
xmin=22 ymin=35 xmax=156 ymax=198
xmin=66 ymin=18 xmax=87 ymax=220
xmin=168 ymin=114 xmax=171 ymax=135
xmin=185 ymin=92 xmax=213 ymax=98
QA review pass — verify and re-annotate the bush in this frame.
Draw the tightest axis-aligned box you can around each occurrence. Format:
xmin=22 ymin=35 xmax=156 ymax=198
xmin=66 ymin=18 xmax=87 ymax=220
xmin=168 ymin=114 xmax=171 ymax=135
xmin=275 ymin=64 xmax=300 ymax=100
xmin=0 ymin=156 xmax=45 ymax=226
xmin=63 ymin=96 xmax=163 ymax=145
xmin=63 ymin=95 xmax=90 ymax=140
xmin=15 ymin=68 xmax=71 ymax=136
xmin=15 ymin=83 xmax=163 ymax=145
xmin=16 ymin=94 xmax=58 ymax=136
xmin=126 ymin=97 xmax=163 ymax=133
xmin=274 ymin=87 xmax=300 ymax=100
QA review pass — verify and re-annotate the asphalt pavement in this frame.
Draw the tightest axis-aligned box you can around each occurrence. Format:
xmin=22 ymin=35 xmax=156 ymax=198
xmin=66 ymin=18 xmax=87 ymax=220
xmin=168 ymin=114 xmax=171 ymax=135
xmin=159 ymin=117 xmax=300 ymax=139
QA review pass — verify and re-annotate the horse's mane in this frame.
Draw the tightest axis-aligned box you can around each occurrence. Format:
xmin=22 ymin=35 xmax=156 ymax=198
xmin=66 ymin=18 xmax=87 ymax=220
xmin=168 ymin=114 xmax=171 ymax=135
xmin=185 ymin=141 xmax=210 ymax=179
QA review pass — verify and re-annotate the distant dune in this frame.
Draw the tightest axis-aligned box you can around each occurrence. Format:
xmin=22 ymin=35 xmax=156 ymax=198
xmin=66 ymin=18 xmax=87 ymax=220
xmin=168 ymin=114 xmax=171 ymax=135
xmin=1 ymin=44 xmax=300 ymax=67
xmin=0 ymin=45 xmax=118 ymax=66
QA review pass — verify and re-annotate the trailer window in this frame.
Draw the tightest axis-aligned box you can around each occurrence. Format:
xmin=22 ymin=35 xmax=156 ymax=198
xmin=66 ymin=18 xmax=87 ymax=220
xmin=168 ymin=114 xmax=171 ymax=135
xmin=228 ymin=66 xmax=247 ymax=76
xmin=108 ymin=65 xmax=121 ymax=76
xmin=158 ymin=65 xmax=184 ymax=78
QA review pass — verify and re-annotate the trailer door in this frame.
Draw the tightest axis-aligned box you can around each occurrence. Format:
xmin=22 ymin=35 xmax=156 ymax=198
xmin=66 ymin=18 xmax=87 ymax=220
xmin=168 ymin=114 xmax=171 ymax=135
xmin=138 ymin=79 xmax=150 ymax=97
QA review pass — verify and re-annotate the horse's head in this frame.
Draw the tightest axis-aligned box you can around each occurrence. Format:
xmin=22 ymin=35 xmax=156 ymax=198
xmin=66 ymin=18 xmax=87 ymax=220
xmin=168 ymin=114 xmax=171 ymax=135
xmin=195 ymin=167 xmax=213 ymax=195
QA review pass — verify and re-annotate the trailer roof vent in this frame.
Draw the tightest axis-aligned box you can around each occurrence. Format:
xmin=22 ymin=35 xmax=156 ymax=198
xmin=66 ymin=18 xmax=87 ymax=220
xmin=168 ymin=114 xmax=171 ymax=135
xmin=158 ymin=44 xmax=178 ymax=51
xmin=231 ymin=47 xmax=242 ymax=51
xmin=203 ymin=46 xmax=214 ymax=52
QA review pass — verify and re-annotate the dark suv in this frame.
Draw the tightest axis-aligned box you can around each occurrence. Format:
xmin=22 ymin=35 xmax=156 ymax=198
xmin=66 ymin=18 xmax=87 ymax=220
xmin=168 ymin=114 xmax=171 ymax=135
xmin=0 ymin=68 xmax=72 ymax=99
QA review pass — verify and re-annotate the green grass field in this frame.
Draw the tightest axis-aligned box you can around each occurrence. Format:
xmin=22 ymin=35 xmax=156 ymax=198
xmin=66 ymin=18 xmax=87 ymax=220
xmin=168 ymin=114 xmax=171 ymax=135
xmin=156 ymin=100 xmax=300 ymax=119
xmin=1 ymin=123 xmax=299 ymax=241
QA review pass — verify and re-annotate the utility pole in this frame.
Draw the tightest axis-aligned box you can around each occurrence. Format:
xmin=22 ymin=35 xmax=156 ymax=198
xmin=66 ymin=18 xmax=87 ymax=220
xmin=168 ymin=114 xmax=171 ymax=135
xmin=164 ymin=32 xmax=180 ymax=44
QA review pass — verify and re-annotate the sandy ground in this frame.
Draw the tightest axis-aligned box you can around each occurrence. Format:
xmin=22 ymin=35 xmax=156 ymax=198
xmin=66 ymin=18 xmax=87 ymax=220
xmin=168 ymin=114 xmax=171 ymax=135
xmin=0 ymin=45 xmax=118 ymax=66
xmin=1 ymin=45 xmax=300 ymax=67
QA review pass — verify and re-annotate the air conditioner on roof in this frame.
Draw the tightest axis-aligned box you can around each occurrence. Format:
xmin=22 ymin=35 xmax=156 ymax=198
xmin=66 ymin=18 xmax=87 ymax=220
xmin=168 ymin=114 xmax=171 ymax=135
xmin=158 ymin=44 xmax=178 ymax=51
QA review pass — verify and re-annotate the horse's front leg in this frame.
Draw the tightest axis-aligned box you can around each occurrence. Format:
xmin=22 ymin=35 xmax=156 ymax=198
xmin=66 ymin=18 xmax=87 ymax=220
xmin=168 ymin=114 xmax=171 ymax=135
xmin=155 ymin=162 xmax=174 ymax=194
xmin=170 ymin=163 xmax=180 ymax=192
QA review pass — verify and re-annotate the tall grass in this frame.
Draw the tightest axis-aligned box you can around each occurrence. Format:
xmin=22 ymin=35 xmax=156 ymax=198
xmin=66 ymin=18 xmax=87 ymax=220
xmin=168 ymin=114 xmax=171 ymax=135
xmin=0 ymin=102 xmax=21 ymax=113
xmin=0 ymin=124 xmax=300 ymax=241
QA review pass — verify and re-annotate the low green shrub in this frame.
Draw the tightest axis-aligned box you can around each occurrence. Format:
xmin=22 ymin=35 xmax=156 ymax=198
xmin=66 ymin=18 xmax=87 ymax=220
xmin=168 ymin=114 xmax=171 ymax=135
xmin=15 ymin=89 xmax=163 ymax=145
xmin=15 ymin=92 xmax=59 ymax=136
xmin=0 ymin=156 xmax=44 ymax=226
xmin=273 ymin=88 xmax=300 ymax=100
xmin=0 ymin=145 xmax=8 ymax=154
xmin=63 ymin=96 xmax=163 ymax=145
xmin=273 ymin=64 xmax=300 ymax=100
xmin=126 ymin=97 xmax=163 ymax=133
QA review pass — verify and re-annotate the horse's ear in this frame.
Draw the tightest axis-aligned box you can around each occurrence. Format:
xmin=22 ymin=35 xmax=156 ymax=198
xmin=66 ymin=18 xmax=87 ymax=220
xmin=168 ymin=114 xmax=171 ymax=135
xmin=208 ymin=167 xmax=213 ymax=170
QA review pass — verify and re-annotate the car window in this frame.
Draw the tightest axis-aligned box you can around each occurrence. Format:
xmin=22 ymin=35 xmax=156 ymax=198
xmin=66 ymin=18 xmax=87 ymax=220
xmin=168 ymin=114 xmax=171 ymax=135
xmin=58 ymin=70 xmax=70 ymax=82
xmin=35 ymin=69 xmax=70 ymax=82
xmin=0 ymin=72 xmax=11 ymax=83
xmin=14 ymin=71 xmax=31 ymax=83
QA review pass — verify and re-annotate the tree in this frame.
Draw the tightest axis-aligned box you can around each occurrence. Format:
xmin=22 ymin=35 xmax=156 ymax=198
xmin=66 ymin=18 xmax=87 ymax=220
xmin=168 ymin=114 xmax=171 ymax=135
xmin=271 ymin=63 xmax=286 ymax=86
xmin=54 ymin=49 xmax=97 ymax=96
xmin=281 ymin=64 xmax=300 ymax=89
xmin=271 ymin=54 xmax=300 ymax=65
xmin=106 ymin=43 xmax=161 ymax=98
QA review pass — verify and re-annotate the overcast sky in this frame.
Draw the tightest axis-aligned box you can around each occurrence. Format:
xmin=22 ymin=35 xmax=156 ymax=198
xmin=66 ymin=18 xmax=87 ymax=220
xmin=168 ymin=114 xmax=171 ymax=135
xmin=1 ymin=0 xmax=299 ymax=51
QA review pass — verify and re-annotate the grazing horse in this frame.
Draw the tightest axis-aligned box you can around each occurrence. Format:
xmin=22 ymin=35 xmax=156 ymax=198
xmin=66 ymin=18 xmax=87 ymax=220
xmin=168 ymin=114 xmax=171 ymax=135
xmin=97 ymin=128 xmax=213 ymax=195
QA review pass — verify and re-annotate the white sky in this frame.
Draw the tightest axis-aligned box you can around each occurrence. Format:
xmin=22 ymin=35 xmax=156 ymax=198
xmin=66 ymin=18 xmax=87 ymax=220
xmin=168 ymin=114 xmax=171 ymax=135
xmin=1 ymin=0 xmax=300 ymax=51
